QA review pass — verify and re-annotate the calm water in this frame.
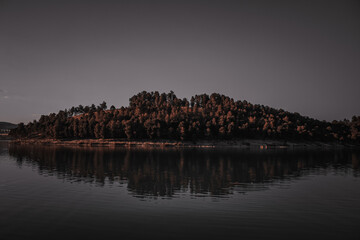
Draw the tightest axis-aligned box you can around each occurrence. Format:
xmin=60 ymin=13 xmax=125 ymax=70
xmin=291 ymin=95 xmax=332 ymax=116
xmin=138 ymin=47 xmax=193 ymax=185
xmin=1 ymin=141 xmax=359 ymax=240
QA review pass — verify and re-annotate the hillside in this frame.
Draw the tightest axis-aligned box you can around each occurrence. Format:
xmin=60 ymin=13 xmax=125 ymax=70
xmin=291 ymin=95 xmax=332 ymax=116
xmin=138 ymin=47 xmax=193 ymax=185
xmin=9 ymin=91 xmax=360 ymax=145
xmin=0 ymin=122 xmax=17 ymax=130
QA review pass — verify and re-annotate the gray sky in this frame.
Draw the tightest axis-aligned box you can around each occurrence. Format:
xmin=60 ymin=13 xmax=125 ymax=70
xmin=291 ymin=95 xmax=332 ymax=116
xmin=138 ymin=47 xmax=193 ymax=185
xmin=1 ymin=0 xmax=359 ymax=124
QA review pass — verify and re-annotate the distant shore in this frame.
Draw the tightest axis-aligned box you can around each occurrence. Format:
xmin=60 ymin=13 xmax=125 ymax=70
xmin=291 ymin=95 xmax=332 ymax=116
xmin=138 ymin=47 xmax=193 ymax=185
xmin=9 ymin=138 xmax=358 ymax=149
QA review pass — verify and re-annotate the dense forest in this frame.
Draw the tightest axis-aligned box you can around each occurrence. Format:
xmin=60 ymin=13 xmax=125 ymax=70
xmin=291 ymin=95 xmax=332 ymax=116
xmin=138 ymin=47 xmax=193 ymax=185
xmin=9 ymin=91 xmax=360 ymax=144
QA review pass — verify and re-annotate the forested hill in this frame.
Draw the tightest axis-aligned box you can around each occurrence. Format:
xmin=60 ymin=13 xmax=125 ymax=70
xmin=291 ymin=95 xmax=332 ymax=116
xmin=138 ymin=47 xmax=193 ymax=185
xmin=9 ymin=91 xmax=360 ymax=144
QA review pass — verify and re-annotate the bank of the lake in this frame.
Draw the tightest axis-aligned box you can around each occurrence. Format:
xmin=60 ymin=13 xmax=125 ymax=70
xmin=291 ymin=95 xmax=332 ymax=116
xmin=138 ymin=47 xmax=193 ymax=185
xmin=10 ymin=138 xmax=356 ymax=149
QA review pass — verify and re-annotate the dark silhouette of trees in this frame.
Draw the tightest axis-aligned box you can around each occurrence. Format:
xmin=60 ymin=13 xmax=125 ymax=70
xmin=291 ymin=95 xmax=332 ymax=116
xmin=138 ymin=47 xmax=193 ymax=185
xmin=8 ymin=92 xmax=360 ymax=144
xmin=100 ymin=101 xmax=107 ymax=110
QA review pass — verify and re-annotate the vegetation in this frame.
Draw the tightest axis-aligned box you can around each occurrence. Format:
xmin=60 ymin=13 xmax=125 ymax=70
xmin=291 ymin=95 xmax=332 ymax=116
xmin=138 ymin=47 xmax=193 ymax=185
xmin=9 ymin=91 xmax=360 ymax=144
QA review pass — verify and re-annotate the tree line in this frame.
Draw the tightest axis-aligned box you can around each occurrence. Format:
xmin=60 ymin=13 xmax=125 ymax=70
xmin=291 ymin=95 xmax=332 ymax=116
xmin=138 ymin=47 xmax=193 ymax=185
xmin=9 ymin=91 xmax=360 ymax=144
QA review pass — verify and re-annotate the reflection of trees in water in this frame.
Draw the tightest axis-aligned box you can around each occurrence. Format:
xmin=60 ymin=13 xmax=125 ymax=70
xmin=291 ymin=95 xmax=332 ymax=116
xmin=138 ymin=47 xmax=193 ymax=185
xmin=8 ymin=144 xmax=359 ymax=197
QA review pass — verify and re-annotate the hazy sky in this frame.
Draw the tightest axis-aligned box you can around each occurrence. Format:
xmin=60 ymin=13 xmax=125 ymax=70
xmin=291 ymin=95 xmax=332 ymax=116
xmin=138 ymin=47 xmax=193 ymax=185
xmin=1 ymin=0 xmax=359 ymax=124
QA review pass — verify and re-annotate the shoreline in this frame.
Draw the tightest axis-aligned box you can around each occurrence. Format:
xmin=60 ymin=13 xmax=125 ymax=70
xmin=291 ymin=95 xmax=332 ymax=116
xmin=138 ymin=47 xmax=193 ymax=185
xmin=9 ymin=138 xmax=358 ymax=149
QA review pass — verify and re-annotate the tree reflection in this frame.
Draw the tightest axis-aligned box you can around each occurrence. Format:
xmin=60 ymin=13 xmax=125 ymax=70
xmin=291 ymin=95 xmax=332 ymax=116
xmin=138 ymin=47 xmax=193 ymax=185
xmin=8 ymin=144 xmax=359 ymax=197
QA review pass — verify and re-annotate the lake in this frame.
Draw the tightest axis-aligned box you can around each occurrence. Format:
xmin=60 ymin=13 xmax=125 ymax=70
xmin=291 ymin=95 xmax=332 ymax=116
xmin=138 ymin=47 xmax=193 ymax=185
xmin=1 ymin=141 xmax=359 ymax=240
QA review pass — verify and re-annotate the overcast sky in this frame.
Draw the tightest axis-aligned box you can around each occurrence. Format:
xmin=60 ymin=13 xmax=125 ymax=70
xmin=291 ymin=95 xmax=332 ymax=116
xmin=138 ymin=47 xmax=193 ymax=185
xmin=1 ymin=0 xmax=359 ymax=124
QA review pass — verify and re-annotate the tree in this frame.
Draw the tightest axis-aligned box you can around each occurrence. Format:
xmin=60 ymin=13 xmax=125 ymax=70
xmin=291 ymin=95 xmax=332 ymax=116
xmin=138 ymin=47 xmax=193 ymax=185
xmin=78 ymin=105 xmax=84 ymax=114
xmin=178 ymin=121 xmax=187 ymax=140
xmin=90 ymin=104 xmax=96 ymax=112
xmin=100 ymin=101 xmax=107 ymax=110
xmin=123 ymin=120 xmax=133 ymax=139
xmin=94 ymin=123 xmax=102 ymax=139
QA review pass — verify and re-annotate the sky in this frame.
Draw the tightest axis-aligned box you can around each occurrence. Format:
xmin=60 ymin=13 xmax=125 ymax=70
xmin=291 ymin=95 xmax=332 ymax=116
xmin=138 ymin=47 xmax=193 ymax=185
xmin=0 ymin=0 xmax=359 ymax=124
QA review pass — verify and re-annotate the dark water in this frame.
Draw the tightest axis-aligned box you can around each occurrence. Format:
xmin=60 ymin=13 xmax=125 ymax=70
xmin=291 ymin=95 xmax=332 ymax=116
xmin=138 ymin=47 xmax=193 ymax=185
xmin=1 ymin=141 xmax=360 ymax=240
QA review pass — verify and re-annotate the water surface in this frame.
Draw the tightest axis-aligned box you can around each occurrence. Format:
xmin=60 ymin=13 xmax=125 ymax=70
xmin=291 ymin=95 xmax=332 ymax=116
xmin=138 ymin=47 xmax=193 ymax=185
xmin=1 ymin=141 xmax=359 ymax=239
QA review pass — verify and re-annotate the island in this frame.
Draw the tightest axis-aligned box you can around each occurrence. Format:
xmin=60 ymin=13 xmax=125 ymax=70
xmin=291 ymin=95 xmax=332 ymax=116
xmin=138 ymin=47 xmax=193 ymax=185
xmin=9 ymin=91 xmax=360 ymax=148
